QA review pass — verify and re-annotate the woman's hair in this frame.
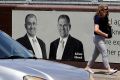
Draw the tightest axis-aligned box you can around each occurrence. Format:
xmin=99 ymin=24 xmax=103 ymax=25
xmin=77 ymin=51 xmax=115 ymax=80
xmin=96 ymin=4 xmax=108 ymax=17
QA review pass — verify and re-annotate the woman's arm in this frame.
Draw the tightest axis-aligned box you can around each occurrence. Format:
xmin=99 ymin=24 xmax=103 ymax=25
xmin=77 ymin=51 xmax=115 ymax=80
xmin=94 ymin=24 xmax=108 ymax=38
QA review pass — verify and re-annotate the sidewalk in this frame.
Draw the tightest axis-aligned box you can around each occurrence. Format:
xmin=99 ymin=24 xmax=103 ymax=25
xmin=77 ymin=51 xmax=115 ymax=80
xmin=90 ymin=69 xmax=119 ymax=80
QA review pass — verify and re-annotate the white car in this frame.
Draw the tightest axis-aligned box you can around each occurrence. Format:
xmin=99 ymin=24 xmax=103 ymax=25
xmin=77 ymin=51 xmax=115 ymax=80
xmin=0 ymin=31 xmax=90 ymax=80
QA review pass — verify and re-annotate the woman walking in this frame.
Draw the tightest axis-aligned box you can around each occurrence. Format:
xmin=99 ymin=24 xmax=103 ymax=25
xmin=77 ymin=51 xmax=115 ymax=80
xmin=85 ymin=4 xmax=117 ymax=75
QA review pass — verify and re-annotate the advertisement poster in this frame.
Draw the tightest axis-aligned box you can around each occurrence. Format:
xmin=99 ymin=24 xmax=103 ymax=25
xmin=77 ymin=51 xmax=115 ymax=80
xmin=12 ymin=10 xmax=120 ymax=63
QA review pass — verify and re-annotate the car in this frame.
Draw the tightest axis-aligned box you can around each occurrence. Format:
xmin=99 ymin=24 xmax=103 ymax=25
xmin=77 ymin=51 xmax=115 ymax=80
xmin=0 ymin=31 xmax=90 ymax=80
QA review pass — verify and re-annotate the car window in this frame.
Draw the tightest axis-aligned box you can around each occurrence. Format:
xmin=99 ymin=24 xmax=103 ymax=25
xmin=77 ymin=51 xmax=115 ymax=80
xmin=0 ymin=31 xmax=34 ymax=59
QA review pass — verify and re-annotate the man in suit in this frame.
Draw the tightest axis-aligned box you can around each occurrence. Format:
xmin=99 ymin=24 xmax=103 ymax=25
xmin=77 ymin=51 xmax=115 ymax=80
xmin=49 ymin=14 xmax=85 ymax=61
xmin=16 ymin=14 xmax=46 ymax=59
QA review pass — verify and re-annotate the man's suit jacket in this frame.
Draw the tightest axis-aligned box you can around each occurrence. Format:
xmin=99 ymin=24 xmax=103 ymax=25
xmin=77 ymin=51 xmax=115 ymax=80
xmin=16 ymin=34 xmax=47 ymax=59
xmin=49 ymin=35 xmax=85 ymax=61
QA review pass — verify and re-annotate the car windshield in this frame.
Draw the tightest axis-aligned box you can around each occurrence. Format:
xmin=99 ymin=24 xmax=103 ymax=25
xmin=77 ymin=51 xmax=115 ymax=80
xmin=0 ymin=31 xmax=35 ymax=59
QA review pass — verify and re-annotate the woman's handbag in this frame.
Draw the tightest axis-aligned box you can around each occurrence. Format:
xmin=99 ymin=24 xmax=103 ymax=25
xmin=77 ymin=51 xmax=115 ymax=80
xmin=107 ymin=25 xmax=112 ymax=38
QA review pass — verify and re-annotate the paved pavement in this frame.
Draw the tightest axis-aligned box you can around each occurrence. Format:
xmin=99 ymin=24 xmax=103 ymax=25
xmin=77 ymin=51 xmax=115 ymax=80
xmin=90 ymin=69 xmax=119 ymax=80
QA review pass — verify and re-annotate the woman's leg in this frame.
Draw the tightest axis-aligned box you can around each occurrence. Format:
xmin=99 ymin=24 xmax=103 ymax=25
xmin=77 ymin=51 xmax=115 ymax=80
xmin=85 ymin=36 xmax=100 ymax=73
xmin=87 ymin=35 xmax=100 ymax=68
xmin=96 ymin=39 xmax=110 ymax=69
xmin=87 ymin=46 xmax=100 ymax=68
xmin=96 ymin=38 xmax=117 ymax=74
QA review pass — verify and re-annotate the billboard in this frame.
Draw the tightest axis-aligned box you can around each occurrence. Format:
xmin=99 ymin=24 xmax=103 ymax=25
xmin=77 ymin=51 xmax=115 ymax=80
xmin=12 ymin=10 xmax=120 ymax=63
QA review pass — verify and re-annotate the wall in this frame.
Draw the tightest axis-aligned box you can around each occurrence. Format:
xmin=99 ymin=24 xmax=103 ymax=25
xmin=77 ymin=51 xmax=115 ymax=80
xmin=0 ymin=4 xmax=120 ymax=69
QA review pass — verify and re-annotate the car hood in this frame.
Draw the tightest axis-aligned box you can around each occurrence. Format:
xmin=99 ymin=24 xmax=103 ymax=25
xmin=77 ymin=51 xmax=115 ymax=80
xmin=0 ymin=59 xmax=89 ymax=80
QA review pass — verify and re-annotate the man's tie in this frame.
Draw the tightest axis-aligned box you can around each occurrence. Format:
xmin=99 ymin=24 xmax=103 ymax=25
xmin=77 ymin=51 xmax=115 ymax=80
xmin=32 ymin=39 xmax=42 ymax=58
xmin=56 ymin=39 xmax=64 ymax=60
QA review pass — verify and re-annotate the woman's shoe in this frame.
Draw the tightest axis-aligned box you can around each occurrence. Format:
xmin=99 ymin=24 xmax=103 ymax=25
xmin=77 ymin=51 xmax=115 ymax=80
xmin=85 ymin=68 xmax=94 ymax=74
xmin=107 ymin=69 xmax=118 ymax=75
